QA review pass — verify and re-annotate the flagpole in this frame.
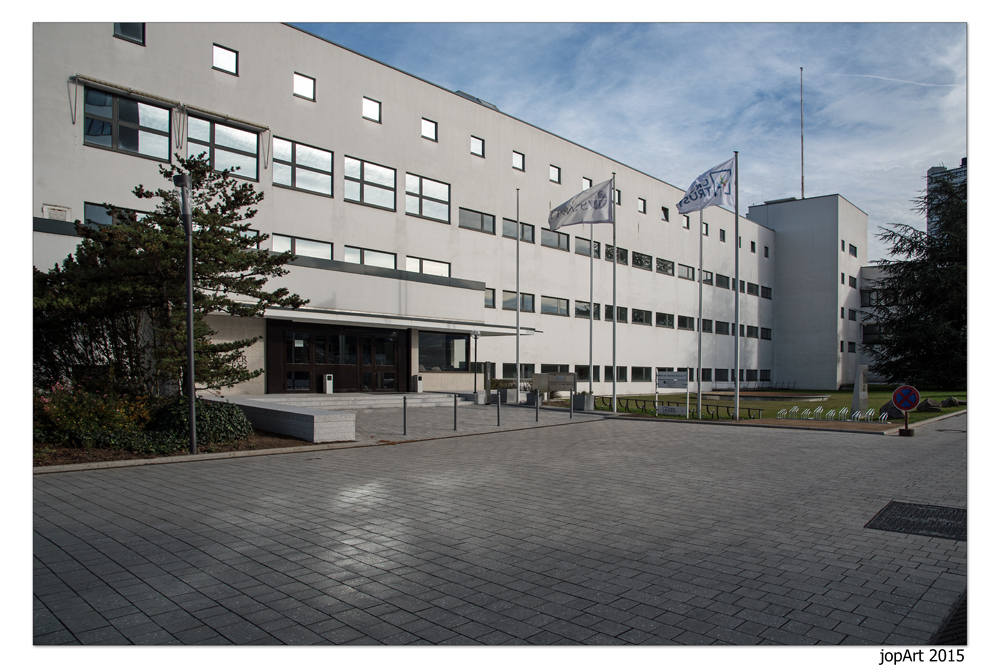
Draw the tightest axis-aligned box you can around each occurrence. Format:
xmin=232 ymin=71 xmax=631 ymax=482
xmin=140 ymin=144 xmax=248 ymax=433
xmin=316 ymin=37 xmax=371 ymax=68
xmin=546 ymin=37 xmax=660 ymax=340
xmin=697 ymin=208 xmax=704 ymax=420
xmin=589 ymin=220 xmax=594 ymax=395
xmin=734 ymin=151 xmax=740 ymax=421
xmin=611 ymin=173 xmax=617 ymax=414
xmin=800 ymin=67 xmax=805 ymax=200
xmin=516 ymin=188 xmax=521 ymax=404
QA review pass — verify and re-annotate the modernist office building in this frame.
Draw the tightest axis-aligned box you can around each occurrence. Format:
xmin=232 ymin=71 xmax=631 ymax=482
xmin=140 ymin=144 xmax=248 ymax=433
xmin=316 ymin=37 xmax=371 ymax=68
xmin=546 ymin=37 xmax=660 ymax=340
xmin=33 ymin=22 xmax=869 ymax=395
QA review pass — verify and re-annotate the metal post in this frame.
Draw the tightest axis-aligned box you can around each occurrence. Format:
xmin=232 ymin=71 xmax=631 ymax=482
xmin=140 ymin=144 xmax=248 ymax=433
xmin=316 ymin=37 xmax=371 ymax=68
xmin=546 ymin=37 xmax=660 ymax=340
xmin=473 ymin=330 xmax=480 ymax=393
xmin=496 ymin=389 xmax=501 ymax=426
xmin=173 ymin=173 xmax=196 ymax=455
xmin=454 ymin=393 xmax=458 ymax=431
xmin=570 ymin=391 xmax=574 ymax=419
xmin=403 ymin=395 xmax=407 ymax=435
xmin=535 ymin=393 xmax=539 ymax=422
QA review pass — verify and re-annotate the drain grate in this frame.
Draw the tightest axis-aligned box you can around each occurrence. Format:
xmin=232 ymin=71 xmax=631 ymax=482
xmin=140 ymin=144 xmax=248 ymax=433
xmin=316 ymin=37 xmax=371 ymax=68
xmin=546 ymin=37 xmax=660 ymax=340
xmin=864 ymin=501 xmax=966 ymax=541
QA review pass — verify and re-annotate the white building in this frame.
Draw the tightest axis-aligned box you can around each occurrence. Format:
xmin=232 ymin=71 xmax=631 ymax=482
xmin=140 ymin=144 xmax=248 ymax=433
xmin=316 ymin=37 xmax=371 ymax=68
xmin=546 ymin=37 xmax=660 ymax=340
xmin=33 ymin=22 xmax=866 ymax=396
xmin=926 ymin=157 xmax=967 ymax=236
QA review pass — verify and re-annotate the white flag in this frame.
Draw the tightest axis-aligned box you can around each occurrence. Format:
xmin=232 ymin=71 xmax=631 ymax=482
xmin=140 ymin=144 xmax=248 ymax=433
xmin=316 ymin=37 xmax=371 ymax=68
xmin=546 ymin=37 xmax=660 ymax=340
xmin=548 ymin=179 xmax=614 ymax=231
xmin=676 ymin=158 xmax=736 ymax=214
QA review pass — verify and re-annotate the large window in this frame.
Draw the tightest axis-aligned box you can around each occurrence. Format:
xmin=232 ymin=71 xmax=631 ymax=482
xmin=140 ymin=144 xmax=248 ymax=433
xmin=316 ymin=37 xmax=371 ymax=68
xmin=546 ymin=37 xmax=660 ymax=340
xmin=272 ymin=138 xmax=333 ymax=196
xmin=419 ymin=332 xmax=468 ymax=372
xmin=540 ymin=296 xmax=569 ymax=316
xmin=84 ymin=88 xmax=170 ymax=160
xmin=458 ymin=208 xmax=495 ymax=234
xmin=272 ymin=234 xmax=332 ymax=260
xmin=84 ymin=202 xmax=147 ymax=227
xmin=345 ymin=156 xmax=396 ymax=210
xmin=405 ymin=173 xmax=450 ymax=222
xmin=715 ymin=321 xmax=730 ymax=335
xmin=405 ymin=256 xmax=450 ymax=277
xmin=632 ymin=367 xmax=652 ymax=382
xmin=503 ymin=363 xmax=534 ymax=379
xmin=746 ymin=282 xmax=760 ymax=296
xmin=540 ymin=228 xmax=569 ymax=251
xmin=604 ymin=366 xmax=628 ymax=382
xmin=715 ymin=274 xmax=730 ymax=290
xmin=761 ymin=286 xmax=772 ymax=299
xmin=632 ymin=251 xmax=652 ymax=271
xmin=344 ymin=245 xmax=395 ymax=269
xmin=188 ymin=116 xmax=259 ymax=179
xmin=502 ymin=291 xmax=534 ymax=312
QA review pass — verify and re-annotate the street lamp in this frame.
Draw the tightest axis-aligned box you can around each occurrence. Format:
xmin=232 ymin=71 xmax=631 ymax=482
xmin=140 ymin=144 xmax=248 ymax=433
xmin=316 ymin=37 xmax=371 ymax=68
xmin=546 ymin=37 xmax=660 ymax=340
xmin=472 ymin=330 xmax=481 ymax=392
xmin=173 ymin=173 xmax=197 ymax=455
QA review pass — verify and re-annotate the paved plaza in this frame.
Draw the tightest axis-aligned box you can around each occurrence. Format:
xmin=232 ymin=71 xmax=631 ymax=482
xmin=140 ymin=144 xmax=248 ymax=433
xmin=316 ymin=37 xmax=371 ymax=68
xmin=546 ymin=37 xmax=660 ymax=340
xmin=33 ymin=410 xmax=967 ymax=645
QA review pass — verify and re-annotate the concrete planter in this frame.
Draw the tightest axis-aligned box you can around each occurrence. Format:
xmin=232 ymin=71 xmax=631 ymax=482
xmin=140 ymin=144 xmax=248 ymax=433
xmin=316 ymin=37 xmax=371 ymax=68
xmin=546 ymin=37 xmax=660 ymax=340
xmin=572 ymin=394 xmax=595 ymax=411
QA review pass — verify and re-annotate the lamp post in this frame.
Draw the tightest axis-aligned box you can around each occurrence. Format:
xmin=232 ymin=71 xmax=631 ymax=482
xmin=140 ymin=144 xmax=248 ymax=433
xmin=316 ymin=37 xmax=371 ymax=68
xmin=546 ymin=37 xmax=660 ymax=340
xmin=173 ymin=173 xmax=197 ymax=455
xmin=472 ymin=330 xmax=480 ymax=393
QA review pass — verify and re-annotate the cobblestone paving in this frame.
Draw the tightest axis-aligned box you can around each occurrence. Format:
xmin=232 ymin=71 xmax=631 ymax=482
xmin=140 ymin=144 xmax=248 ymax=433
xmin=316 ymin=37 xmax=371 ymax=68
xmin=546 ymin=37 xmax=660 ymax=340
xmin=34 ymin=413 xmax=967 ymax=645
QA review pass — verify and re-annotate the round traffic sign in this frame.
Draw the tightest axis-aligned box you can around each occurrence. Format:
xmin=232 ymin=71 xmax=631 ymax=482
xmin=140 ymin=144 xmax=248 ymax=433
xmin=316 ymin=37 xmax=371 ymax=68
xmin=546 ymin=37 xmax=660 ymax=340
xmin=892 ymin=385 xmax=920 ymax=411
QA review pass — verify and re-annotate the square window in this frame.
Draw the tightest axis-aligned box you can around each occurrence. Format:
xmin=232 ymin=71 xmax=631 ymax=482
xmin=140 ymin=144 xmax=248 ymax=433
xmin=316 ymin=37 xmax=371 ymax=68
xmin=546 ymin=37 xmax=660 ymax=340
xmin=293 ymin=72 xmax=315 ymax=100
xmin=344 ymin=156 xmax=396 ymax=210
xmin=638 ymin=197 xmax=646 ymax=214
xmin=272 ymin=137 xmax=333 ymax=196
xmin=471 ymin=135 xmax=484 ymax=157
xmin=405 ymin=173 xmax=450 ymax=222
xmin=550 ymin=165 xmax=561 ymax=183
xmin=582 ymin=177 xmax=592 ymax=190
xmin=188 ymin=116 xmax=259 ymax=179
xmin=363 ymin=97 xmax=381 ymax=122
xmin=213 ymin=44 xmax=238 ymax=75
xmin=512 ymin=150 xmax=525 ymax=171
xmin=113 ymin=23 xmax=145 ymax=45
xmin=422 ymin=118 xmax=438 ymax=141
xmin=849 ymin=244 xmax=858 ymax=257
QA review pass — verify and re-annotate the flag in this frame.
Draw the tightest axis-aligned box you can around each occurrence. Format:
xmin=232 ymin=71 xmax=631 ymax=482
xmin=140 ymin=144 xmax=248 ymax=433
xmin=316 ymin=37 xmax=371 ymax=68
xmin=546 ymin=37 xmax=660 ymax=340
xmin=548 ymin=179 xmax=614 ymax=230
xmin=676 ymin=158 xmax=736 ymax=214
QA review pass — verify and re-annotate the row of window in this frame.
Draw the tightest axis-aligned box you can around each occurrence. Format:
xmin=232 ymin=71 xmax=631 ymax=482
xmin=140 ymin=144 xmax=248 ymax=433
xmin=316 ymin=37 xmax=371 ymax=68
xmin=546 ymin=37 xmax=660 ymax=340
xmin=841 ymin=239 xmax=858 ymax=257
xmin=500 ymin=364 xmax=771 ymax=383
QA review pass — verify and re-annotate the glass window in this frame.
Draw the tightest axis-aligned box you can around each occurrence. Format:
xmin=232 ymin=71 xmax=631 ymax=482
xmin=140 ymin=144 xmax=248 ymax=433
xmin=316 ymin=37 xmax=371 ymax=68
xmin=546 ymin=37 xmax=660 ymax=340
xmin=485 ymin=288 xmax=495 ymax=308
xmin=678 ymin=264 xmax=695 ymax=281
xmin=575 ymin=300 xmax=597 ymax=319
xmin=655 ymin=312 xmax=673 ymax=328
xmin=458 ymin=208 xmax=495 ymax=234
xmin=471 ymin=135 xmax=484 ymax=157
xmin=702 ymin=368 xmax=713 ymax=382
xmin=187 ymin=116 xmax=259 ymax=179
xmin=271 ymin=234 xmax=332 ymax=260
xmin=632 ymin=252 xmax=652 ymax=271
xmin=503 ymin=364 xmax=535 ymax=379
xmin=632 ymin=309 xmax=652 ymax=325
xmin=632 ymin=367 xmax=652 ymax=382
xmin=113 ymin=23 xmax=144 ymax=45
xmin=605 ymin=245 xmax=628 ymax=264
xmin=751 ymin=241 xmax=757 ymax=253
xmin=503 ymin=219 xmax=534 ymax=243
xmin=746 ymin=326 xmax=759 ymax=338
xmin=362 ymin=97 xmax=381 ymax=122
xmin=716 ymin=275 xmax=730 ymax=290
xmin=849 ymin=276 xmax=858 ymax=289
xmin=747 ymin=282 xmax=759 ymax=296
xmin=293 ymin=72 xmax=315 ymax=100
xmin=761 ymin=286 xmax=772 ymax=299
xmin=761 ymin=328 xmax=772 ymax=340
xmin=716 ymin=321 xmax=730 ymax=335
xmin=656 ymin=258 xmax=674 ymax=276
xmin=540 ymin=228 xmax=569 ymax=251
xmin=638 ymin=198 xmax=646 ymax=214
xmin=405 ymin=173 xmax=450 ymax=222
xmin=344 ymin=245 xmax=395 ymax=269
xmin=84 ymin=88 xmax=170 ymax=161
xmin=661 ymin=206 xmax=670 ymax=222
xmin=84 ymin=202 xmax=148 ymax=227
xmin=702 ymin=222 xmax=709 ymax=236
xmin=419 ymin=332 xmax=468 ymax=372
xmin=540 ymin=296 xmax=569 ymax=316
xmin=604 ymin=305 xmax=628 ymax=323
xmin=344 ymin=156 xmax=396 ymax=210
xmin=549 ymin=165 xmax=561 ymax=183
xmin=677 ymin=316 xmax=695 ymax=330
xmin=213 ymin=44 xmax=238 ymax=75
xmin=702 ymin=319 xmax=713 ymax=333
xmin=502 ymin=291 xmax=534 ymax=312
xmin=512 ymin=150 xmax=525 ymax=171
xmin=720 ymin=229 xmax=726 ymax=242
xmin=421 ymin=118 xmax=438 ymax=141
xmin=582 ymin=177 xmax=592 ymax=190
xmin=405 ymin=256 xmax=450 ymax=277
xmin=575 ymin=237 xmax=600 ymax=257
xmin=272 ymin=137 xmax=333 ymax=196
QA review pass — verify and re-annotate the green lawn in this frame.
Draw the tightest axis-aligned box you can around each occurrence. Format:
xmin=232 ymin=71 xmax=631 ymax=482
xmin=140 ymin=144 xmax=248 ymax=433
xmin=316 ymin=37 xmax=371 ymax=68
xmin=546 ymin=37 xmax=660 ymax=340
xmin=575 ymin=386 xmax=967 ymax=423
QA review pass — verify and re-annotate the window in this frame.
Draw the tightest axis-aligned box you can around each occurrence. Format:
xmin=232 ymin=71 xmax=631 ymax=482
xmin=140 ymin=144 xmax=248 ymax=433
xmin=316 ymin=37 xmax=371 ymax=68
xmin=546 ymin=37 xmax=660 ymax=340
xmin=502 ymin=218 xmax=534 ymax=242
xmin=751 ymin=241 xmax=756 ymax=253
xmin=421 ymin=118 xmax=438 ymax=141
xmin=632 ymin=367 xmax=652 ymax=382
xmin=405 ymin=256 xmax=450 ymax=277
xmin=841 ymin=307 xmax=845 ymax=319
xmin=761 ymin=286 xmax=772 ymax=299
xmin=701 ymin=319 xmax=713 ymax=333
xmin=661 ymin=206 xmax=670 ymax=222
xmin=682 ymin=215 xmax=691 ymax=229
xmin=715 ymin=369 xmax=729 ymax=382
xmin=344 ymin=245 xmax=396 ymax=269
xmin=720 ymin=229 xmax=726 ymax=242
xmin=716 ymin=275 xmax=730 ymax=290
xmin=405 ymin=173 xmax=450 ymax=222
xmin=362 ymin=97 xmax=381 ymax=122
xmin=841 ymin=240 xmax=846 ymax=251
xmin=84 ymin=202 xmax=147 ymax=227
xmin=113 ymin=23 xmax=144 ymax=45
xmin=702 ymin=271 xmax=713 ymax=285
xmin=420 ymin=332 xmax=468 ymax=372
xmin=582 ymin=177 xmax=592 ymax=190
xmin=293 ymin=72 xmax=315 ymax=100
xmin=631 ymin=309 xmax=652 ymax=325
xmin=638 ymin=198 xmax=646 ymax=214
xmin=715 ymin=321 xmax=730 ymax=336
xmin=746 ymin=370 xmax=759 ymax=382
xmin=344 ymin=156 xmax=396 ymax=210
xmin=760 ymin=370 xmax=771 ymax=382
xmin=213 ymin=44 xmax=238 ymax=75
xmin=458 ymin=208 xmax=495 ymax=234
xmin=863 ymin=323 xmax=881 ymax=343
xmin=605 ymin=245 xmax=628 ymax=264
xmin=656 ymin=258 xmax=674 ymax=276
xmin=702 ymin=368 xmax=713 ymax=382
xmin=540 ymin=296 xmax=569 ymax=316
xmin=632 ymin=251 xmax=653 ymax=271
xmin=848 ymin=309 xmax=858 ymax=321
xmin=677 ymin=316 xmax=695 ymax=330
xmin=746 ymin=326 xmax=759 ymax=338
xmin=540 ymin=364 xmax=570 ymax=375
xmin=272 ymin=234 xmax=332 ymax=261
xmin=503 ymin=291 xmax=534 ymax=312
xmin=849 ymin=276 xmax=858 ymax=289
xmin=188 ymin=116 xmax=260 ymax=179
xmin=575 ymin=365 xmax=600 ymax=382
xmin=575 ymin=300 xmax=599 ymax=319
xmin=841 ymin=273 xmax=845 ymax=285
xmin=604 ymin=305 xmax=627 ymax=323
xmin=702 ymin=222 xmax=709 ymax=236
xmin=604 ymin=366 xmax=628 ymax=382
xmin=678 ymin=264 xmax=695 ymax=281
xmin=614 ymin=189 xmax=621 ymax=205
xmin=656 ymin=312 xmax=674 ymax=328
xmin=512 ymin=150 xmax=525 ymax=171
xmin=740 ymin=280 xmax=746 ymax=293
xmin=761 ymin=328 xmax=772 ymax=340
xmin=471 ymin=135 xmax=484 ymax=157
xmin=272 ymin=137 xmax=333 ymax=196
xmin=485 ymin=288 xmax=495 ymax=309
xmin=503 ymin=364 xmax=534 ymax=379
xmin=840 ymin=341 xmax=844 ymax=352
xmin=848 ymin=342 xmax=856 ymax=353
xmin=740 ymin=325 xmax=745 ymax=337
xmin=746 ymin=282 xmax=759 ymax=296
xmin=84 ymin=88 xmax=170 ymax=160
xmin=849 ymin=244 xmax=858 ymax=257
xmin=540 ymin=228 xmax=569 ymax=251
xmin=764 ymin=246 xmax=770 ymax=258
xmin=549 ymin=165 xmax=561 ymax=183
xmin=575 ymin=237 xmax=600 ymax=257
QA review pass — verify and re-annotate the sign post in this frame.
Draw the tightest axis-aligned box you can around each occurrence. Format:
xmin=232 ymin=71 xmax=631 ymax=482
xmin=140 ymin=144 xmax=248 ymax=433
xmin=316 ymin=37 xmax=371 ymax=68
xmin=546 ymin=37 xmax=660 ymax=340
xmin=655 ymin=371 xmax=689 ymax=417
xmin=892 ymin=385 xmax=920 ymax=437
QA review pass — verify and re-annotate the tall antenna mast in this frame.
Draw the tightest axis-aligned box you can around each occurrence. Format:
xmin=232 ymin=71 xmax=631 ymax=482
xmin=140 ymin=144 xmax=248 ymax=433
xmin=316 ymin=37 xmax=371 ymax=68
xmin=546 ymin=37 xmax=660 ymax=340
xmin=800 ymin=67 xmax=804 ymax=199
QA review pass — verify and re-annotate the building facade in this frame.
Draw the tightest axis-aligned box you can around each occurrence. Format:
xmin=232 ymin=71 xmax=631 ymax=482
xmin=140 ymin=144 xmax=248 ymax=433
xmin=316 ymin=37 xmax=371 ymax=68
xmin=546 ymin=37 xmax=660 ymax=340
xmin=926 ymin=157 xmax=967 ymax=237
xmin=34 ymin=23 xmax=864 ymax=395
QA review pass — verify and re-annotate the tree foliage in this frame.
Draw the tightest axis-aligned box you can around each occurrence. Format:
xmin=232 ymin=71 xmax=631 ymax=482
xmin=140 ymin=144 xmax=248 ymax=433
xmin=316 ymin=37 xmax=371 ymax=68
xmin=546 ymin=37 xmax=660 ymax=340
xmin=862 ymin=178 xmax=966 ymax=389
xmin=34 ymin=155 xmax=306 ymax=396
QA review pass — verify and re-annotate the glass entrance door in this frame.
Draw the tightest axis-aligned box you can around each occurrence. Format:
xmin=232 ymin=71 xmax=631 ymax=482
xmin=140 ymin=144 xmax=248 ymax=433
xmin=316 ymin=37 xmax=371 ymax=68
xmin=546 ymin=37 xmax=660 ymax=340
xmin=360 ymin=335 xmax=397 ymax=391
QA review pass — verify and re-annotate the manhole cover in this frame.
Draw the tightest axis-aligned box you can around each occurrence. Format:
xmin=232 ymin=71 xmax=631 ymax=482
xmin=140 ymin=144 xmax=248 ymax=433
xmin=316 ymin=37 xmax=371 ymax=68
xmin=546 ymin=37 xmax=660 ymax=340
xmin=865 ymin=501 xmax=966 ymax=541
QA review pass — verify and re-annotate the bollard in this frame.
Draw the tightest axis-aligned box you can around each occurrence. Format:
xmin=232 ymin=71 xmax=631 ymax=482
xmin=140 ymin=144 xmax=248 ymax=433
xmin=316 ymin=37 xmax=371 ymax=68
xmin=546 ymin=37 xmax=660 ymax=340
xmin=403 ymin=395 xmax=407 ymax=435
xmin=496 ymin=389 xmax=501 ymax=426
xmin=454 ymin=393 xmax=458 ymax=431
xmin=535 ymin=393 xmax=539 ymax=422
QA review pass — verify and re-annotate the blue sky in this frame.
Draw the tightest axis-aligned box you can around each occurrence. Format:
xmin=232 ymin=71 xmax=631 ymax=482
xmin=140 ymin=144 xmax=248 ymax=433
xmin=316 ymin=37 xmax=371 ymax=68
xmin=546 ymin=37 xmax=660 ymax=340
xmin=295 ymin=21 xmax=967 ymax=261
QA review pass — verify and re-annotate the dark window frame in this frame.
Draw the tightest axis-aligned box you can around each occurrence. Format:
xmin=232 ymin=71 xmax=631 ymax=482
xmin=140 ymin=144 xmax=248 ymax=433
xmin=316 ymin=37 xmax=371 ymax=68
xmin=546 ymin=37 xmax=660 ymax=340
xmin=540 ymin=228 xmax=570 ymax=251
xmin=113 ymin=23 xmax=145 ymax=45
xmin=540 ymin=295 xmax=570 ymax=317
xmin=83 ymin=87 xmax=171 ymax=162
xmin=470 ymin=135 xmax=485 ymax=157
xmin=344 ymin=156 xmax=397 ymax=211
xmin=212 ymin=43 xmax=239 ymax=76
xmin=458 ymin=207 xmax=495 ymax=234
xmin=421 ymin=117 xmax=438 ymax=142
xmin=632 ymin=251 xmax=652 ymax=271
xmin=188 ymin=115 xmax=260 ymax=180
xmin=405 ymin=173 xmax=451 ymax=223
xmin=272 ymin=136 xmax=334 ymax=197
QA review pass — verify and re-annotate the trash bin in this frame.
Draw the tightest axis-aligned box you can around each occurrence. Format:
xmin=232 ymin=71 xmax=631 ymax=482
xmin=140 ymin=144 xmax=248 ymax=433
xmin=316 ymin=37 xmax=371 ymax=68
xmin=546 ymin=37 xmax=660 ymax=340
xmin=413 ymin=375 xmax=423 ymax=393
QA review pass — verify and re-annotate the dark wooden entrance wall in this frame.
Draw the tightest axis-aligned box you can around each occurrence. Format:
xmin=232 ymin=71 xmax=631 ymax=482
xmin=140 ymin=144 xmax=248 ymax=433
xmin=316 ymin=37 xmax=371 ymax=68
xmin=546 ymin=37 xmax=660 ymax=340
xmin=266 ymin=320 xmax=407 ymax=394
